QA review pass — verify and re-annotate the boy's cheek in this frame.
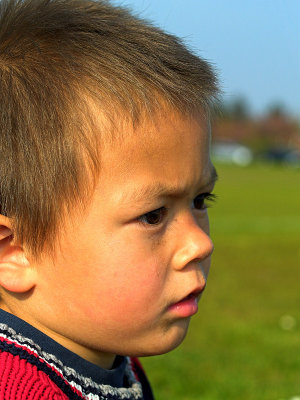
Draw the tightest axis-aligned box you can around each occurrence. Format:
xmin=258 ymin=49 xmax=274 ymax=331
xmin=80 ymin=262 xmax=167 ymax=319
xmin=40 ymin=230 xmax=170 ymax=318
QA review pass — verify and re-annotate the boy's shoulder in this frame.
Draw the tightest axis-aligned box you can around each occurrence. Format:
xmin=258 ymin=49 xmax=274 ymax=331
xmin=0 ymin=309 xmax=154 ymax=400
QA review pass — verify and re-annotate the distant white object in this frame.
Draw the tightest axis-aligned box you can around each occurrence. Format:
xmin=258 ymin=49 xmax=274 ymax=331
xmin=279 ymin=314 xmax=297 ymax=331
xmin=212 ymin=142 xmax=253 ymax=166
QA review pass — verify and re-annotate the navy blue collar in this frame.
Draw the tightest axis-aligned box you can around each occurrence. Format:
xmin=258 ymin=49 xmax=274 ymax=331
xmin=0 ymin=308 xmax=126 ymax=388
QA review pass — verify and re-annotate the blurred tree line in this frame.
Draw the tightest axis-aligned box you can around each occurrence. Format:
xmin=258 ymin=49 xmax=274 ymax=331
xmin=212 ymin=98 xmax=300 ymax=152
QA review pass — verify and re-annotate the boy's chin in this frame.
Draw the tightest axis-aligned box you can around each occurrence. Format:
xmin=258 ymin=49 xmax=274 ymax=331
xmin=124 ymin=318 xmax=191 ymax=357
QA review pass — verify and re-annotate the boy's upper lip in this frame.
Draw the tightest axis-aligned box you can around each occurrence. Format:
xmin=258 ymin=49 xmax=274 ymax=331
xmin=172 ymin=282 xmax=206 ymax=306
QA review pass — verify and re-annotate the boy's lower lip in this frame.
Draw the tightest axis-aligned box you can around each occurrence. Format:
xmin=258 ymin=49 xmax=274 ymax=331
xmin=168 ymin=294 xmax=199 ymax=318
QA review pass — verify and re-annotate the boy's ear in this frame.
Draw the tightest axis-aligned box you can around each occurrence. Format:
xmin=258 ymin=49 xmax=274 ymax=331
xmin=0 ymin=215 xmax=36 ymax=293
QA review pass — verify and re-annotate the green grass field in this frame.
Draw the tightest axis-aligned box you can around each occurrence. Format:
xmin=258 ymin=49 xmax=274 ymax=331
xmin=142 ymin=163 xmax=300 ymax=400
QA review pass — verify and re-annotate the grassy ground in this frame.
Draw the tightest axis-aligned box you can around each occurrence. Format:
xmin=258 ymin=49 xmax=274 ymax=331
xmin=142 ymin=163 xmax=300 ymax=400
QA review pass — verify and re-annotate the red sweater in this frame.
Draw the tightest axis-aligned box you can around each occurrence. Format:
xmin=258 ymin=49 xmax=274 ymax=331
xmin=0 ymin=309 xmax=154 ymax=400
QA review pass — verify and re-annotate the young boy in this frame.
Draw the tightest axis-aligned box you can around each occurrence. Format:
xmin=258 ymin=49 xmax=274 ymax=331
xmin=0 ymin=0 xmax=219 ymax=398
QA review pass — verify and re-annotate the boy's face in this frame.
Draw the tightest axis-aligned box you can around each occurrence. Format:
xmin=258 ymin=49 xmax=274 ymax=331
xmin=27 ymin=109 xmax=217 ymax=365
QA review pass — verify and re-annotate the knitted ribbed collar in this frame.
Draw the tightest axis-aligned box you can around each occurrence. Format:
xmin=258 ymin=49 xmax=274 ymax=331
xmin=0 ymin=308 xmax=126 ymax=388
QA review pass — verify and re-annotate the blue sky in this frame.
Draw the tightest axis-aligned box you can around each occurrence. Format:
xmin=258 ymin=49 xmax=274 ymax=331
xmin=112 ymin=0 xmax=300 ymax=118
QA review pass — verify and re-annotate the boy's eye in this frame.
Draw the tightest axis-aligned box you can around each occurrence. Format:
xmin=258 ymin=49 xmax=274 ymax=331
xmin=193 ymin=193 xmax=217 ymax=210
xmin=138 ymin=207 xmax=167 ymax=225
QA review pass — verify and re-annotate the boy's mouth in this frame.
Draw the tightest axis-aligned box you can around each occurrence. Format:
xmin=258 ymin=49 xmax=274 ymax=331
xmin=168 ymin=285 xmax=206 ymax=318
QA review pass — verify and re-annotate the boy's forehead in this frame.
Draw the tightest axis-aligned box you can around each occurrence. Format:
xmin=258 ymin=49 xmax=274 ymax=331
xmin=88 ymin=94 xmax=209 ymax=141
xmin=88 ymin=100 xmax=212 ymax=190
xmin=94 ymin=107 xmax=213 ymax=194
xmin=117 ymin=165 xmax=217 ymax=207
xmin=108 ymin=108 xmax=209 ymax=147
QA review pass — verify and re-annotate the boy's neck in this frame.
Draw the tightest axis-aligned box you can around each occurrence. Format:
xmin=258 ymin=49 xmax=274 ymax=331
xmin=0 ymin=304 xmax=117 ymax=370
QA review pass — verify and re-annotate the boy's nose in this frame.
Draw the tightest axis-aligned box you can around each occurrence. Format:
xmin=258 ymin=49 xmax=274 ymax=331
xmin=172 ymin=215 xmax=214 ymax=271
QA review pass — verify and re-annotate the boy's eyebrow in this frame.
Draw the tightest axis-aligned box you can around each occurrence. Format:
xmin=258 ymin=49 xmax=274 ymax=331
xmin=121 ymin=166 xmax=218 ymax=205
